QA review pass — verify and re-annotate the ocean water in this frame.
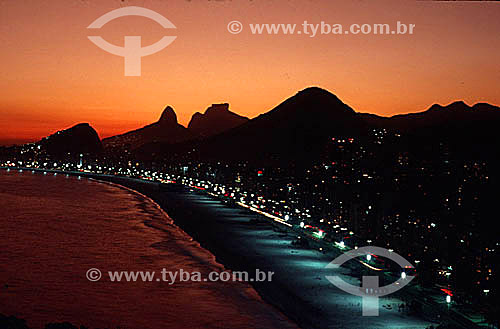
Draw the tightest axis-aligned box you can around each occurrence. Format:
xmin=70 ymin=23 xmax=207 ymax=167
xmin=0 ymin=170 xmax=294 ymax=329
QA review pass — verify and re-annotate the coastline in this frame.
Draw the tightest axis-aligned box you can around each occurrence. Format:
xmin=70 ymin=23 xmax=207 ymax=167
xmin=1 ymin=167 xmax=436 ymax=329
xmin=0 ymin=168 xmax=300 ymax=329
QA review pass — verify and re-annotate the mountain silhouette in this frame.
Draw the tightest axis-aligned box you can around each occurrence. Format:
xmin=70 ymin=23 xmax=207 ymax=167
xmin=188 ymin=103 xmax=249 ymax=138
xmin=360 ymin=101 xmax=500 ymax=161
xmin=132 ymin=89 xmax=500 ymax=164
xmin=10 ymin=87 xmax=498 ymax=165
xmin=38 ymin=123 xmax=102 ymax=156
xmin=102 ymin=106 xmax=193 ymax=152
xmin=158 ymin=106 xmax=179 ymax=125
xmin=360 ymin=101 xmax=500 ymax=131
xmin=156 ymin=87 xmax=368 ymax=164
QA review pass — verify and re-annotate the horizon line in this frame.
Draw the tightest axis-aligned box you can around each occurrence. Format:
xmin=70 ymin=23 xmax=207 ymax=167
xmin=2 ymin=88 xmax=499 ymax=147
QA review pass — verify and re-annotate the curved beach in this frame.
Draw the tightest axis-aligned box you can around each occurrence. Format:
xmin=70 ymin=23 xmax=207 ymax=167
xmin=79 ymin=171 xmax=435 ymax=329
xmin=0 ymin=169 xmax=297 ymax=329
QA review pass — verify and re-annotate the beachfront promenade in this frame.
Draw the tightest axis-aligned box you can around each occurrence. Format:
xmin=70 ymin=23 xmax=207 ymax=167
xmin=2 ymin=166 xmax=479 ymax=329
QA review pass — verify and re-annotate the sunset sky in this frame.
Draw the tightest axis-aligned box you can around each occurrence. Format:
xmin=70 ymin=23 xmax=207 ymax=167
xmin=1 ymin=0 xmax=499 ymax=145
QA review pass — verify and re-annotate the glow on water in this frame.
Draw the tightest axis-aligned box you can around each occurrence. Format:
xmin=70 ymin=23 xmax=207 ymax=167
xmin=0 ymin=170 xmax=296 ymax=329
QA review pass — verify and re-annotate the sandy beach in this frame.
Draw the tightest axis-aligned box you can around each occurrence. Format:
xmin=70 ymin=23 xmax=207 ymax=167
xmin=86 ymin=174 xmax=435 ymax=329
xmin=0 ymin=169 xmax=302 ymax=329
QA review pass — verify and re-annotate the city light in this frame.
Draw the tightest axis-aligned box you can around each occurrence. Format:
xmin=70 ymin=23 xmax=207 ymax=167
xmin=1 ymin=121 xmax=496 ymax=325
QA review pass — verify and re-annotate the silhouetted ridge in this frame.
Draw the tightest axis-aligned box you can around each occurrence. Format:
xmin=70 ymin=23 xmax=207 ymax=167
xmin=266 ymin=87 xmax=354 ymax=118
xmin=102 ymin=106 xmax=192 ymax=151
xmin=39 ymin=123 xmax=102 ymax=156
xmin=205 ymin=103 xmax=230 ymax=114
xmin=449 ymin=100 xmax=468 ymax=108
xmin=361 ymin=100 xmax=500 ymax=129
xmin=97 ymin=87 xmax=499 ymax=165
xmin=359 ymin=100 xmax=500 ymax=160
xmin=384 ymin=101 xmax=500 ymax=126
xmin=158 ymin=106 xmax=178 ymax=125
xmin=295 ymin=86 xmax=344 ymax=102
xmin=187 ymin=103 xmax=249 ymax=138
xmin=186 ymin=86 xmax=366 ymax=164
xmin=426 ymin=101 xmax=469 ymax=113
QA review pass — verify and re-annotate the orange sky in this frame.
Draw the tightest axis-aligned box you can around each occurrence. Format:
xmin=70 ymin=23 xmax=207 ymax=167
xmin=1 ymin=0 xmax=499 ymax=145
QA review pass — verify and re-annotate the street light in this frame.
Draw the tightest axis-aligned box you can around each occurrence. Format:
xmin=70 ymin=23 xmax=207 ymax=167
xmin=401 ymin=271 xmax=407 ymax=279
